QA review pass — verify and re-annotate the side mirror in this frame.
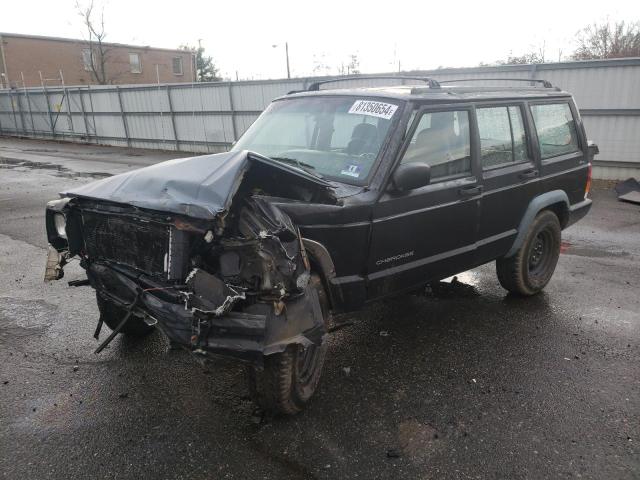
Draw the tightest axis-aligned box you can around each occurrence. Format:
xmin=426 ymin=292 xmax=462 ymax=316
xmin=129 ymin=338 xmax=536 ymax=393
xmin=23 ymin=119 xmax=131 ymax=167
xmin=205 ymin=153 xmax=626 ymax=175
xmin=391 ymin=162 xmax=431 ymax=192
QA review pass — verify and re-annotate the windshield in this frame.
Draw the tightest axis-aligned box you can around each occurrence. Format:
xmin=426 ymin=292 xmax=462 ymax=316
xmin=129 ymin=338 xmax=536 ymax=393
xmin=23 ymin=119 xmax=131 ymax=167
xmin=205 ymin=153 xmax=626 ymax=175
xmin=232 ymin=96 xmax=402 ymax=184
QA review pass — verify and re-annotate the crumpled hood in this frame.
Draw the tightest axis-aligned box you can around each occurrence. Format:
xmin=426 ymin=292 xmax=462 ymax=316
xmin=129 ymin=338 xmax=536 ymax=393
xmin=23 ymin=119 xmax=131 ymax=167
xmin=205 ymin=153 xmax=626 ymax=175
xmin=62 ymin=150 xmax=333 ymax=220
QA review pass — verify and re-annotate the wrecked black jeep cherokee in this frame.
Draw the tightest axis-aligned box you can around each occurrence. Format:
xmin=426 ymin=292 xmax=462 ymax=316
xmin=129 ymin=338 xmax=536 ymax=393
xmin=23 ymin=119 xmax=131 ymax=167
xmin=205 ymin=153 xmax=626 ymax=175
xmin=45 ymin=77 xmax=596 ymax=414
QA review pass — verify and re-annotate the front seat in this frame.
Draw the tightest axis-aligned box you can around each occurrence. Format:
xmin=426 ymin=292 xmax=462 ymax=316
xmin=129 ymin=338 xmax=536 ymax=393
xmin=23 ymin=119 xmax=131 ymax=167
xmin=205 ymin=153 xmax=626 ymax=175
xmin=346 ymin=123 xmax=378 ymax=155
xmin=404 ymin=112 xmax=459 ymax=177
xmin=405 ymin=126 xmax=451 ymax=164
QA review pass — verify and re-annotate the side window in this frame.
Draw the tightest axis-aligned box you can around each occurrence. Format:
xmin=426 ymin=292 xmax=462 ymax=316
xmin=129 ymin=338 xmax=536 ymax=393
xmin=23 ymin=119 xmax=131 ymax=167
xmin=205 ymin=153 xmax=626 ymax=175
xmin=509 ymin=106 xmax=528 ymax=162
xmin=530 ymin=103 xmax=579 ymax=159
xmin=401 ymin=110 xmax=471 ymax=181
xmin=476 ymin=105 xmax=530 ymax=169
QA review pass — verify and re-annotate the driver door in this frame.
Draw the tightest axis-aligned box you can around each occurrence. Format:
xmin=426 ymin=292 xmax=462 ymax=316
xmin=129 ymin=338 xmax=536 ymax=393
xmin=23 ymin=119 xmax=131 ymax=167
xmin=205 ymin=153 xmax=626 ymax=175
xmin=367 ymin=106 xmax=481 ymax=299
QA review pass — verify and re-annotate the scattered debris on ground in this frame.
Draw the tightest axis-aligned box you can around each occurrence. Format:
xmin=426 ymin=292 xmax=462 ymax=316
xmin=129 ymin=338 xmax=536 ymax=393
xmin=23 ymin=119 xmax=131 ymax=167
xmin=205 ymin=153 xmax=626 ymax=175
xmin=425 ymin=276 xmax=479 ymax=298
xmin=614 ymin=178 xmax=640 ymax=205
xmin=328 ymin=320 xmax=354 ymax=333
xmin=386 ymin=448 xmax=401 ymax=458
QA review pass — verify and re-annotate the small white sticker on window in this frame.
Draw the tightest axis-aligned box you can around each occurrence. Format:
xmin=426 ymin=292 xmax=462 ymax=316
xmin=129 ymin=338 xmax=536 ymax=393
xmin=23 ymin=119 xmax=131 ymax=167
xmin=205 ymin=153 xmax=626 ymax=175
xmin=348 ymin=100 xmax=398 ymax=120
xmin=340 ymin=164 xmax=362 ymax=178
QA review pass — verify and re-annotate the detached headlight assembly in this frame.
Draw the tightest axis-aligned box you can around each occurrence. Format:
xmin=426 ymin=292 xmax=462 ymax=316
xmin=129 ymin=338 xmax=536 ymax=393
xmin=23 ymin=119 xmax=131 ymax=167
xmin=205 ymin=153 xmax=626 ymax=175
xmin=53 ymin=213 xmax=67 ymax=239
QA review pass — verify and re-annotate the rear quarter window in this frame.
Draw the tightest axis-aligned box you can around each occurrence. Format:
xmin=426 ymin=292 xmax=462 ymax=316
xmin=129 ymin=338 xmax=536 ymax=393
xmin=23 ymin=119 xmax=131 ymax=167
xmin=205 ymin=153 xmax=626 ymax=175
xmin=530 ymin=103 xmax=580 ymax=159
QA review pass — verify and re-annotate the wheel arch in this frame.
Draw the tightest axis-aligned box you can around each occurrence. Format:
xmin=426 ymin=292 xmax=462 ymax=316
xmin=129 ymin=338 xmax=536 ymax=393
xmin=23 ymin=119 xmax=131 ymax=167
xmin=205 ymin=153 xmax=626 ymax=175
xmin=505 ymin=190 xmax=569 ymax=258
xmin=301 ymin=238 xmax=340 ymax=310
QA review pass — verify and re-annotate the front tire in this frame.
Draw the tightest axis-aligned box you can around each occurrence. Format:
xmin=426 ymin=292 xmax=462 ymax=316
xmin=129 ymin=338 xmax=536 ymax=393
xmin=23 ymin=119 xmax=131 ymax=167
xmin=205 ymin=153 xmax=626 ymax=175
xmin=96 ymin=293 xmax=154 ymax=336
xmin=248 ymin=343 xmax=327 ymax=415
xmin=496 ymin=210 xmax=561 ymax=296
xmin=248 ymin=274 xmax=329 ymax=415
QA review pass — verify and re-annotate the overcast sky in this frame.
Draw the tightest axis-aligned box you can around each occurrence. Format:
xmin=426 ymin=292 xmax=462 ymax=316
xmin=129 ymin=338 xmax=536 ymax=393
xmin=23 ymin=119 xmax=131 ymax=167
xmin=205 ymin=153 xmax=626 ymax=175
xmin=2 ymin=0 xmax=638 ymax=80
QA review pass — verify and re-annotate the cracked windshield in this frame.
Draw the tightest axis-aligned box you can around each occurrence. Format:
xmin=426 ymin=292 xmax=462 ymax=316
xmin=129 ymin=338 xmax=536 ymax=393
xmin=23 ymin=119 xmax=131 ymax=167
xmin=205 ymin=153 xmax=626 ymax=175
xmin=232 ymin=96 xmax=400 ymax=183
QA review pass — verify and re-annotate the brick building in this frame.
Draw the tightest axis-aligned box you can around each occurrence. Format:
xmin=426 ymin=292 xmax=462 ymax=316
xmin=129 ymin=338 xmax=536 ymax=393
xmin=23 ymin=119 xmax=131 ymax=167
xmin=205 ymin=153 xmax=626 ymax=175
xmin=0 ymin=33 xmax=196 ymax=88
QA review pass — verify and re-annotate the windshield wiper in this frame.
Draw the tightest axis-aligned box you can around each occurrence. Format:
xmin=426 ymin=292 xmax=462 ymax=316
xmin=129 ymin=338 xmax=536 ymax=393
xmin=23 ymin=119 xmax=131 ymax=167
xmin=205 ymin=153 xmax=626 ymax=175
xmin=268 ymin=156 xmax=323 ymax=178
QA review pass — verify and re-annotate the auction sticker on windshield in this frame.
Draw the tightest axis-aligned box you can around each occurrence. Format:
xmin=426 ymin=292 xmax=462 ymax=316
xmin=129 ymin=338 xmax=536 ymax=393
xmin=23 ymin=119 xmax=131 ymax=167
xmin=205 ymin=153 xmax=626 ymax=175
xmin=348 ymin=100 xmax=398 ymax=120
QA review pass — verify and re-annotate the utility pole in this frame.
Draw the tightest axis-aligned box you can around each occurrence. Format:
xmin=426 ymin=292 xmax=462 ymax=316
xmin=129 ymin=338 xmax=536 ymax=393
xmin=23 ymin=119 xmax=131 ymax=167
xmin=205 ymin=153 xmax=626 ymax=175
xmin=0 ymin=34 xmax=9 ymax=88
xmin=195 ymin=39 xmax=202 ymax=82
xmin=273 ymin=43 xmax=291 ymax=79
xmin=285 ymin=42 xmax=290 ymax=79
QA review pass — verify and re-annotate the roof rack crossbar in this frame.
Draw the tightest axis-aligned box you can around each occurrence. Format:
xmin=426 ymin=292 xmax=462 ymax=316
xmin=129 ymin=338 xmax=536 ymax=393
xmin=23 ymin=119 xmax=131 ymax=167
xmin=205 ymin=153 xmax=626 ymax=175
xmin=306 ymin=75 xmax=441 ymax=91
xmin=439 ymin=78 xmax=553 ymax=88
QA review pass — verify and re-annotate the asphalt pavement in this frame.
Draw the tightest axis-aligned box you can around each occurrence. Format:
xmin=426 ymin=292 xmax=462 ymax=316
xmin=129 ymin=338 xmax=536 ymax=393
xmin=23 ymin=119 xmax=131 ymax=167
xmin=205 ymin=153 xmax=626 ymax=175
xmin=0 ymin=137 xmax=638 ymax=479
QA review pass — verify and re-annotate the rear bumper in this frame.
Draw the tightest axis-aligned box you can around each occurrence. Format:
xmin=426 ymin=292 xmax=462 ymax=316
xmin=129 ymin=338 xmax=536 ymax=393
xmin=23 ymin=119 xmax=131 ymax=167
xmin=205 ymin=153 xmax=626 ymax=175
xmin=566 ymin=198 xmax=592 ymax=228
xmin=87 ymin=262 xmax=326 ymax=365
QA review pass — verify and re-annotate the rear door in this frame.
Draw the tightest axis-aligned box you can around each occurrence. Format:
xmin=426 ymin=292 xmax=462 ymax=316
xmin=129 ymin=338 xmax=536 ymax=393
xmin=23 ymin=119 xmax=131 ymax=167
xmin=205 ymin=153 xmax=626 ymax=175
xmin=367 ymin=105 xmax=481 ymax=299
xmin=474 ymin=102 xmax=541 ymax=263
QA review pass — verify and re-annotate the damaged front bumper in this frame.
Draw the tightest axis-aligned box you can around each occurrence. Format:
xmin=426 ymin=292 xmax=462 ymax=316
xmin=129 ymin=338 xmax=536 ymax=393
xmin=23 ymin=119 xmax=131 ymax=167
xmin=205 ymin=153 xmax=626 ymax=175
xmin=87 ymin=262 xmax=327 ymax=365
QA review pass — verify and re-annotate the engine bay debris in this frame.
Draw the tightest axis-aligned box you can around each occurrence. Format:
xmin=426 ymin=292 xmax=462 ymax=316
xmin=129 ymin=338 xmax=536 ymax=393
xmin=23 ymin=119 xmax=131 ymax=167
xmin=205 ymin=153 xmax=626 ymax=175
xmin=46 ymin=150 xmax=336 ymax=363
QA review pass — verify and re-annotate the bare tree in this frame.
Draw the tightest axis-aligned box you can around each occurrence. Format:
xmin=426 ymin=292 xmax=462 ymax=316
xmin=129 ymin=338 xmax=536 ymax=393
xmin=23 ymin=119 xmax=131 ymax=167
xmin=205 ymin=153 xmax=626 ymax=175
xmin=347 ymin=54 xmax=360 ymax=75
xmin=572 ymin=20 xmax=640 ymax=60
xmin=76 ymin=0 xmax=110 ymax=84
xmin=501 ymin=52 xmax=544 ymax=65
xmin=312 ymin=53 xmax=331 ymax=76
xmin=499 ymin=41 xmax=546 ymax=65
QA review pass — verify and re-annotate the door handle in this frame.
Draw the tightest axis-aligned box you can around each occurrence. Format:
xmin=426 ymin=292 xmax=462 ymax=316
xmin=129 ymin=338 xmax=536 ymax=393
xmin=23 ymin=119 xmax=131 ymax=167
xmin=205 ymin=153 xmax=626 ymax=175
xmin=458 ymin=185 xmax=483 ymax=197
xmin=519 ymin=169 xmax=538 ymax=180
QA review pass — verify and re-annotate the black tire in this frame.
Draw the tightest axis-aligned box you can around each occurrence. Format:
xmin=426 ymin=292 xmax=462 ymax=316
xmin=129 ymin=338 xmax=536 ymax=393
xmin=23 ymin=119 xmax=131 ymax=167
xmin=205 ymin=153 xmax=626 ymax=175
xmin=96 ymin=293 xmax=154 ymax=336
xmin=496 ymin=210 xmax=561 ymax=296
xmin=248 ymin=274 xmax=329 ymax=415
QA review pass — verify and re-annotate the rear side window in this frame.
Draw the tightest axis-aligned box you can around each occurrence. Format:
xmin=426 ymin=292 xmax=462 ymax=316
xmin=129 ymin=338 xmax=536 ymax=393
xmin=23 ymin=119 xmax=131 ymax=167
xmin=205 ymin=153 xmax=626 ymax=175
xmin=476 ymin=105 xmax=529 ymax=169
xmin=402 ymin=110 xmax=471 ymax=181
xmin=530 ymin=103 xmax=579 ymax=159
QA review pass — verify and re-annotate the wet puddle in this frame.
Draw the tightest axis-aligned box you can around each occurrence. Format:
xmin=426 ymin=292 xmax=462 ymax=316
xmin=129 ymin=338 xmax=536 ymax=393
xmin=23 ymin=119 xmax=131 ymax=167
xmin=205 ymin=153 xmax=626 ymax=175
xmin=0 ymin=157 xmax=111 ymax=180
xmin=560 ymin=241 xmax=629 ymax=258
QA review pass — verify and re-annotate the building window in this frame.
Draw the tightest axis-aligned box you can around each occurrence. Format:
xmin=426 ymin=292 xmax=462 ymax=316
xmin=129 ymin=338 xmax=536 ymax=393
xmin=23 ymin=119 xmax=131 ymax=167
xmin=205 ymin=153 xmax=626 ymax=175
xmin=82 ymin=49 xmax=93 ymax=71
xmin=129 ymin=53 xmax=142 ymax=73
xmin=172 ymin=57 xmax=183 ymax=75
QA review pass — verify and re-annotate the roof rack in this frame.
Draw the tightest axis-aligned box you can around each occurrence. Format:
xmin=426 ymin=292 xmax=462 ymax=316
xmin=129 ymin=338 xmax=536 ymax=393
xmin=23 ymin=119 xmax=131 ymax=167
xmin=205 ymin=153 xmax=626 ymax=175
xmin=438 ymin=78 xmax=554 ymax=88
xmin=305 ymin=75 xmax=441 ymax=92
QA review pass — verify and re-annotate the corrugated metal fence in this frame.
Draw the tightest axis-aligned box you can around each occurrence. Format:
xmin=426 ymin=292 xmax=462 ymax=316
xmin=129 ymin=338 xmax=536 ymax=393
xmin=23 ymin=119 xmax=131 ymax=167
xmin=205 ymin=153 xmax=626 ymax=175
xmin=0 ymin=58 xmax=638 ymax=179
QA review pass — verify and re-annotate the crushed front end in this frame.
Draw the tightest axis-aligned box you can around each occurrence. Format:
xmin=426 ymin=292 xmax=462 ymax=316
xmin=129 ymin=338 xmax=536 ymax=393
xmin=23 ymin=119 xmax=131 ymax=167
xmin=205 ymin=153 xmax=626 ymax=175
xmin=45 ymin=190 xmax=327 ymax=365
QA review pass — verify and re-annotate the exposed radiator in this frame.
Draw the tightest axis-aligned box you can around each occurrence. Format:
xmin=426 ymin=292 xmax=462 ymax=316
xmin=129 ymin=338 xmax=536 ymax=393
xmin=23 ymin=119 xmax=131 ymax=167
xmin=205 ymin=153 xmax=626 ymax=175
xmin=82 ymin=211 xmax=188 ymax=280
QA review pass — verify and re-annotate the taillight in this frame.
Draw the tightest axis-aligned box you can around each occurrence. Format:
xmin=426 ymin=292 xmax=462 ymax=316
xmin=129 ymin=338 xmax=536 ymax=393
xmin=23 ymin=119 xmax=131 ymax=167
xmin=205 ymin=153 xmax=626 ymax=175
xmin=584 ymin=163 xmax=592 ymax=199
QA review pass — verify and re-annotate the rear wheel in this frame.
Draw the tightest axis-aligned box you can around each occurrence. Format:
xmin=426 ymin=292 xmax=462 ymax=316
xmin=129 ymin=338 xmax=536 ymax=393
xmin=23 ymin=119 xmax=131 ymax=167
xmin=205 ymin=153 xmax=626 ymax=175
xmin=248 ymin=274 xmax=329 ymax=415
xmin=96 ymin=293 xmax=154 ymax=336
xmin=496 ymin=210 xmax=561 ymax=296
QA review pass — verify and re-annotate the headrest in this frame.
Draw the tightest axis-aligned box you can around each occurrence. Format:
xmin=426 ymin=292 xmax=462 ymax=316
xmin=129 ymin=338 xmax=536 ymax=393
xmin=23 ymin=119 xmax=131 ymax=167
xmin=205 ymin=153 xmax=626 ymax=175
xmin=351 ymin=122 xmax=377 ymax=140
